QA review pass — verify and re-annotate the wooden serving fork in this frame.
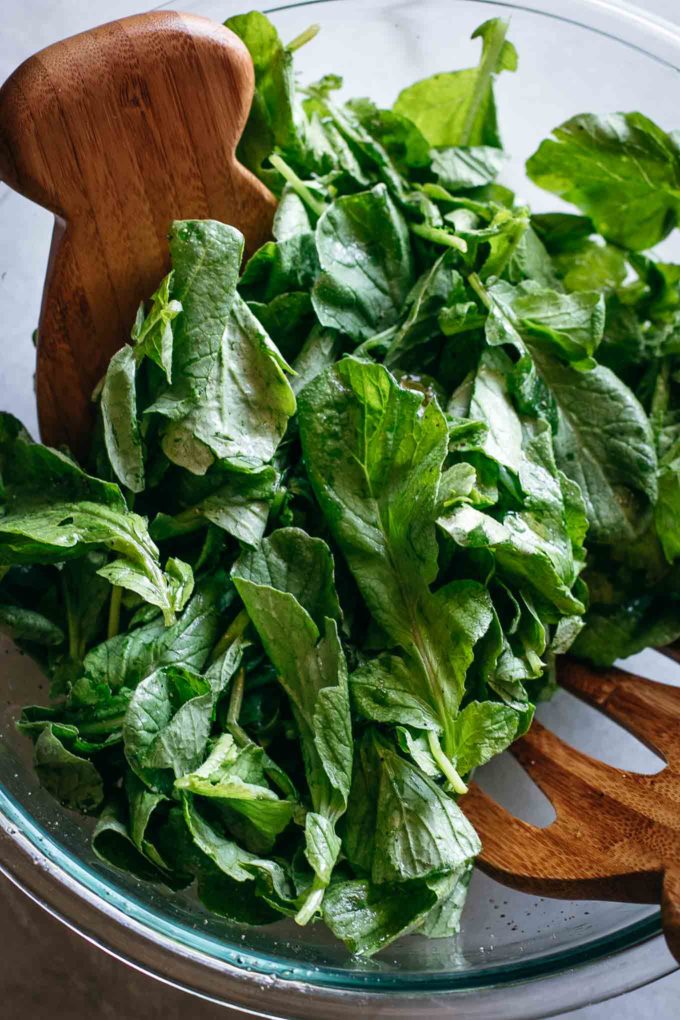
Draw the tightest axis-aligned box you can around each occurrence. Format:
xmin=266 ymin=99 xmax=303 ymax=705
xmin=465 ymin=653 xmax=680 ymax=963
xmin=1 ymin=9 xmax=679 ymax=967
xmin=0 ymin=10 xmax=275 ymax=458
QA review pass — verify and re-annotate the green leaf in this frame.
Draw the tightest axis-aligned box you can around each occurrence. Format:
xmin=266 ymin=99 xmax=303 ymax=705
xmin=240 ymin=233 xmax=319 ymax=303
xmin=489 ymin=279 xmax=605 ymax=364
xmin=312 ymin=185 xmax=415 ymax=342
xmin=148 ymin=221 xmax=295 ymax=474
xmin=371 ymin=737 xmax=481 ymax=883
xmin=182 ymin=794 xmax=258 ymax=882
xmin=574 ymin=596 xmax=680 ymax=667
xmin=526 ymin=112 xmax=680 ymax=251
xmin=233 ymin=528 xmax=352 ymax=916
xmin=123 ymin=666 xmax=212 ymax=792
xmin=350 ymin=655 xmax=441 ymax=731
xmin=0 ymin=603 xmax=64 ymax=646
xmin=439 ymin=420 xmax=586 ymax=616
xmin=385 ymin=253 xmax=473 ymax=367
xmin=468 ymin=348 xmax=524 ymax=472
xmin=418 ymin=863 xmax=474 ymax=938
xmin=225 ymin=12 xmax=296 ymax=179
xmin=346 ymin=97 xmax=431 ymax=174
xmin=34 ymin=724 xmax=104 ymax=812
xmin=323 ymin=877 xmax=439 ymax=956
xmin=234 ymin=526 xmax=341 ymax=627
xmin=478 ymin=286 xmax=659 ymax=545
xmin=174 ymin=734 xmax=294 ymax=848
xmin=532 ymin=355 xmax=658 ymax=544
xmin=151 ymin=464 xmax=279 ymax=547
xmin=248 ymin=293 xmax=315 ymax=364
xmin=131 ymin=270 xmax=181 ymax=382
xmin=0 ymin=412 xmax=123 ymax=511
xmin=100 ymin=345 xmax=145 ymax=493
xmin=83 ymin=573 xmax=229 ymax=689
xmin=446 ymin=700 xmax=520 ymax=775
xmin=553 ymin=240 xmax=627 ymax=295
xmin=531 ymin=212 xmax=594 ymax=253
xmin=431 ymin=145 xmax=505 ymax=190
xmin=290 ymin=326 xmax=341 ymax=396
xmin=93 ymin=799 xmax=171 ymax=884
xmin=272 ymin=185 xmax=313 ymax=239
xmin=656 ymin=461 xmax=680 ymax=563
xmin=0 ymin=501 xmax=191 ymax=625
xmin=394 ymin=19 xmax=516 ymax=147
xmin=299 ymin=358 xmax=493 ymax=764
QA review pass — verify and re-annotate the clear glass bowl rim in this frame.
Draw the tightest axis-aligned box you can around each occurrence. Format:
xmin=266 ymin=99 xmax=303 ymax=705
xmin=1 ymin=0 xmax=679 ymax=1013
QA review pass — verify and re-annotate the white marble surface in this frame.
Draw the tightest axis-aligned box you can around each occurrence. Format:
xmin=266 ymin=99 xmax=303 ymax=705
xmin=0 ymin=2 xmax=679 ymax=1017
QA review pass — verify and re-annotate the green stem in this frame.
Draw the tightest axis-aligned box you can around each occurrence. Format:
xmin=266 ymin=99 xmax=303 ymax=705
xmin=286 ymin=23 xmax=320 ymax=52
xmin=411 ymin=222 xmax=468 ymax=253
xmin=107 ymin=586 xmax=123 ymax=640
xmin=227 ymin=666 xmax=246 ymax=730
xmin=467 ymin=271 xmax=493 ymax=310
xmin=78 ymin=715 xmax=126 ymax=736
xmin=460 ymin=19 xmax=509 ymax=146
xmin=63 ymin=576 xmax=80 ymax=661
xmin=227 ymin=666 xmax=293 ymax=799
xmin=295 ymin=875 xmax=327 ymax=926
xmin=427 ymin=731 xmax=468 ymax=795
xmin=269 ymin=154 xmax=327 ymax=218
xmin=210 ymin=609 xmax=250 ymax=665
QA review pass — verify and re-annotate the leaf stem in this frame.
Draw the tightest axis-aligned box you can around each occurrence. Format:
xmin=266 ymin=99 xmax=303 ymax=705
xmin=286 ymin=23 xmax=320 ymax=52
xmin=467 ymin=271 xmax=493 ymax=310
xmin=226 ymin=666 xmax=294 ymax=799
xmin=62 ymin=575 xmax=80 ymax=661
xmin=411 ymin=222 xmax=468 ymax=253
xmin=227 ymin=666 xmax=246 ymax=731
xmin=427 ymin=731 xmax=468 ymax=795
xmin=269 ymin=155 xmax=327 ymax=218
xmin=107 ymin=585 xmax=123 ymax=640
xmin=210 ymin=609 xmax=250 ymax=665
xmin=295 ymin=875 xmax=326 ymax=926
xmin=460 ymin=19 xmax=509 ymax=146
xmin=78 ymin=715 xmax=126 ymax=736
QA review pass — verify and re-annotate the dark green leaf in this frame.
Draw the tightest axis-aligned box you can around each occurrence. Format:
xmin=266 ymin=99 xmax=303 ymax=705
xmin=312 ymin=185 xmax=415 ymax=342
xmin=34 ymin=724 xmax=104 ymax=812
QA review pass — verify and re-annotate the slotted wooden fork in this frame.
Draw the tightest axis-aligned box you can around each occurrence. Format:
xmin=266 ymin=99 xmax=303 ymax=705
xmin=1 ymin=9 xmax=679 ymax=966
xmin=465 ymin=653 xmax=680 ymax=963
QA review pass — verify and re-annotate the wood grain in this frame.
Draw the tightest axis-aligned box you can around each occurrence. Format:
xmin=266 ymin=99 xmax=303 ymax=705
xmin=464 ymin=655 xmax=680 ymax=963
xmin=0 ymin=11 xmax=275 ymax=457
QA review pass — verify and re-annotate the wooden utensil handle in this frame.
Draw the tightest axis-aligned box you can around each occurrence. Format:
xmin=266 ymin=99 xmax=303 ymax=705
xmin=0 ymin=11 xmax=275 ymax=457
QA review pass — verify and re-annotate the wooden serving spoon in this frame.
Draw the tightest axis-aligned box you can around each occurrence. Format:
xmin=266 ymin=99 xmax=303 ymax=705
xmin=0 ymin=10 xmax=276 ymax=458
xmin=1 ymin=8 xmax=679 ymax=968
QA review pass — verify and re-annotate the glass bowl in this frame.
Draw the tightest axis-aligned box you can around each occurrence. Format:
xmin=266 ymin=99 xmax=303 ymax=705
xmin=1 ymin=1 xmax=680 ymax=1016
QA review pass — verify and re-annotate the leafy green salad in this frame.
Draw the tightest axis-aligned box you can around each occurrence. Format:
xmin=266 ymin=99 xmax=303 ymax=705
xmin=3 ymin=12 xmax=680 ymax=955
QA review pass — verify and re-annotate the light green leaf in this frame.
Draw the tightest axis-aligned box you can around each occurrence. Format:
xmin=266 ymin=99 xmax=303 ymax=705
xmin=526 ymin=112 xmax=680 ymax=251
xmin=447 ymin=700 xmax=520 ymax=775
xmin=394 ymin=19 xmax=516 ymax=147
xmin=100 ymin=345 xmax=145 ymax=493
